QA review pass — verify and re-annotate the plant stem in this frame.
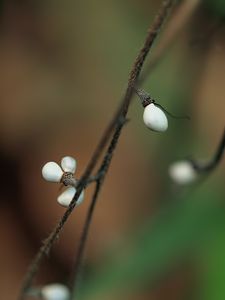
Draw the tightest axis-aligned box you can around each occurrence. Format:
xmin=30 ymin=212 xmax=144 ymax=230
xmin=69 ymin=180 xmax=101 ymax=295
xmin=193 ymin=128 xmax=225 ymax=172
xmin=18 ymin=1 xmax=175 ymax=299
xmin=69 ymin=1 xmax=176 ymax=298
xmin=139 ymin=0 xmax=201 ymax=84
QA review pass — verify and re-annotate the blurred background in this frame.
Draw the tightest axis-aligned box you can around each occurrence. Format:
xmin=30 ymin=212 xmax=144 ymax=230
xmin=0 ymin=0 xmax=225 ymax=299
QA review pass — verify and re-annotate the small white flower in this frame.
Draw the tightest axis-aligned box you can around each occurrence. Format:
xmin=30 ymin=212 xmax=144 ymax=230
xmin=41 ymin=283 xmax=70 ymax=300
xmin=42 ymin=156 xmax=84 ymax=207
xmin=143 ymin=103 xmax=168 ymax=132
xmin=169 ymin=160 xmax=197 ymax=185
xmin=42 ymin=156 xmax=76 ymax=183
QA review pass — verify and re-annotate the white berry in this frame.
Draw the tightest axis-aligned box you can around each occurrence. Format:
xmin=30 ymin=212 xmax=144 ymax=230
xmin=41 ymin=284 xmax=70 ymax=300
xmin=61 ymin=156 xmax=76 ymax=173
xmin=169 ymin=160 xmax=197 ymax=185
xmin=143 ymin=103 xmax=168 ymax=132
xmin=42 ymin=162 xmax=63 ymax=183
xmin=57 ymin=187 xmax=84 ymax=207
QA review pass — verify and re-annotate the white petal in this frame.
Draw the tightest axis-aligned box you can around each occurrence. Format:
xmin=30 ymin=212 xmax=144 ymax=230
xmin=41 ymin=284 xmax=70 ymax=300
xmin=57 ymin=187 xmax=84 ymax=207
xmin=169 ymin=160 xmax=197 ymax=185
xmin=42 ymin=162 xmax=63 ymax=183
xmin=143 ymin=103 xmax=168 ymax=132
xmin=61 ymin=156 xmax=76 ymax=173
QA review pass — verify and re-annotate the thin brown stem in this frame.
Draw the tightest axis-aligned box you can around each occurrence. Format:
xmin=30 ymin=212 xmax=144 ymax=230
xmin=18 ymin=1 xmax=175 ymax=299
xmin=192 ymin=128 xmax=225 ymax=173
xmin=139 ymin=0 xmax=201 ymax=84
xmin=211 ymin=128 xmax=225 ymax=168
xmin=69 ymin=1 xmax=176 ymax=298
xmin=69 ymin=180 xmax=101 ymax=296
xmin=70 ymin=119 xmax=125 ymax=298
xmin=19 ymin=185 xmax=85 ymax=299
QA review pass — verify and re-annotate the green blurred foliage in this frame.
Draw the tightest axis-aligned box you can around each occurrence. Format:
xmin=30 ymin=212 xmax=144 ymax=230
xmin=198 ymin=213 xmax=225 ymax=300
xmin=204 ymin=0 xmax=225 ymax=17
xmin=77 ymin=178 xmax=225 ymax=300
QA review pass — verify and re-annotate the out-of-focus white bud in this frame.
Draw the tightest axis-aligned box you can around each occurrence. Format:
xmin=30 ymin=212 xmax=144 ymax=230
xmin=41 ymin=284 xmax=70 ymax=300
xmin=169 ymin=160 xmax=197 ymax=185
xmin=143 ymin=103 xmax=168 ymax=132
xmin=61 ymin=156 xmax=76 ymax=174
xmin=42 ymin=162 xmax=63 ymax=183
xmin=57 ymin=187 xmax=84 ymax=207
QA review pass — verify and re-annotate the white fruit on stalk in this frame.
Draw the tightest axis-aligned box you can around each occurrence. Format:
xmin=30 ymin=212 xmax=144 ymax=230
xmin=57 ymin=186 xmax=84 ymax=207
xmin=169 ymin=160 xmax=197 ymax=185
xmin=61 ymin=156 xmax=76 ymax=173
xmin=42 ymin=162 xmax=63 ymax=183
xmin=41 ymin=156 xmax=85 ymax=207
xmin=41 ymin=284 xmax=70 ymax=300
xmin=143 ymin=103 xmax=168 ymax=132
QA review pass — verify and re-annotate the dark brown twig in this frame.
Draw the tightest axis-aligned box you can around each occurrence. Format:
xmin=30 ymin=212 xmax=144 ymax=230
xmin=139 ymin=0 xmax=201 ymax=84
xmin=211 ymin=128 xmax=225 ymax=168
xmin=69 ymin=1 xmax=176 ymax=298
xmin=18 ymin=1 xmax=175 ymax=299
xmin=69 ymin=180 xmax=101 ymax=296
xmin=70 ymin=119 xmax=126 ymax=298
xmin=192 ymin=128 xmax=225 ymax=173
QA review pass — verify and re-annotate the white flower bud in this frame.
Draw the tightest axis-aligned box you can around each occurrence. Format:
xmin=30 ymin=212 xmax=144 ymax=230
xmin=169 ymin=160 xmax=197 ymax=185
xmin=143 ymin=103 xmax=168 ymax=132
xmin=57 ymin=187 xmax=84 ymax=207
xmin=61 ymin=156 xmax=76 ymax=173
xmin=41 ymin=284 xmax=70 ymax=300
xmin=42 ymin=162 xmax=63 ymax=183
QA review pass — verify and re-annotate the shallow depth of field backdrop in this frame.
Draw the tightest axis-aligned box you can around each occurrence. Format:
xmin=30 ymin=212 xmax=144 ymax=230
xmin=0 ymin=0 xmax=225 ymax=299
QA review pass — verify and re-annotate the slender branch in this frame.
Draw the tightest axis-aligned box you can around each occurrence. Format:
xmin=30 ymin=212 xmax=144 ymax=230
xmin=211 ymin=128 xmax=225 ymax=167
xmin=19 ymin=186 xmax=85 ymax=299
xmin=69 ymin=180 xmax=101 ymax=296
xmin=139 ymin=0 xmax=201 ymax=84
xmin=18 ymin=1 xmax=175 ymax=299
xmin=70 ymin=119 xmax=126 ymax=298
xmin=192 ymin=128 xmax=225 ymax=172
xmin=69 ymin=1 xmax=176 ymax=298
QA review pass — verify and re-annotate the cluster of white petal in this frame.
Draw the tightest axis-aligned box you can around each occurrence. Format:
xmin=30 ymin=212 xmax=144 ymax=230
xmin=42 ymin=156 xmax=76 ymax=182
xmin=42 ymin=156 xmax=84 ymax=207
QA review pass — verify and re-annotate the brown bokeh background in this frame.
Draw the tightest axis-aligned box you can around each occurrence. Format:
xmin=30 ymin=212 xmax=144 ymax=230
xmin=0 ymin=0 xmax=224 ymax=299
